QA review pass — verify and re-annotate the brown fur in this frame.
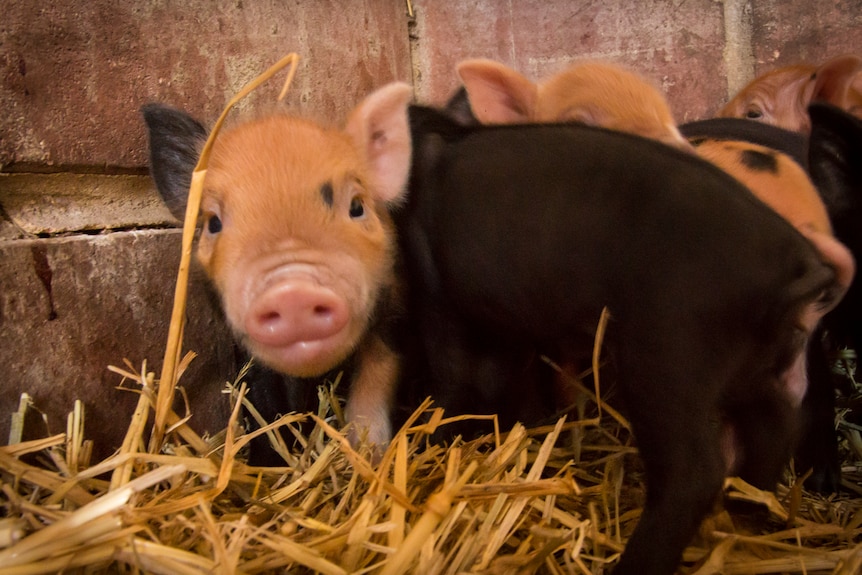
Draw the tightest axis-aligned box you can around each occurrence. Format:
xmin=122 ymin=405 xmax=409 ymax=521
xmin=457 ymin=58 xmax=689 ymax=149
xmin=202 ymin=116 xmax=395 ymax=376
xmin=189 ymin=83 xmax=413 ymax=448
xmin=719 ymin=55 xmax=862 ymax=132
xmin=695 ymin=141 xmax=833 ymax=236
xmin=692 ymin=140 xmax=855 ymax=348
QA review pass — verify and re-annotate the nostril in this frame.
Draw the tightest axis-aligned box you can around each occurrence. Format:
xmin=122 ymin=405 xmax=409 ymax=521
xmin=313 ymin=304 xmax=333 ymax=317
xmin=256 ymin=310 xmax=282 ymax=333
xmin=258 ymin=310 xmax=281 ymax=324
xmin=260 ymin=311 xmax=280 ymax=322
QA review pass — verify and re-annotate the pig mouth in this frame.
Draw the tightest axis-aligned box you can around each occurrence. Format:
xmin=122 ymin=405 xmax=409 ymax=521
xmin=246 ymin=334 xmax=361 ymax=378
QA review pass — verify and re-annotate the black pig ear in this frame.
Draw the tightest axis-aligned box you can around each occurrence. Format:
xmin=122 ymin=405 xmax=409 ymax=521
xmin=443 ymin=87 xmax=479 ymax=126
xmin=808 ymin=103 xmax=862 ymax=224
xmin=141 ymin=103 xmax=208 ymax=220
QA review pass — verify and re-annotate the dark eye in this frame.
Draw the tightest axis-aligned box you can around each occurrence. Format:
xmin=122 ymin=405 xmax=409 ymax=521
xmin=745 ymin=108 xmax=763 ymax=120
xmin=349 ymin=197 xmax=366 ymax=219
xmin=207 ymin=214 xmax=223 ymax=234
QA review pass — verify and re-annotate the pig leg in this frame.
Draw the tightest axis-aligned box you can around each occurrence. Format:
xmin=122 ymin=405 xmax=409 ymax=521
xmin=726 ymin=385 xmax=801 ymax=489
xmin=413 ymin=303 xmax=552 ymax=440
xmin=344 ymin=334 xmax=399 ymax=454
xmin=796 ymin=333 xmax=841 ymax=493
xmin=615 ymin=393 xmax=727 ymax=575
xmin=243 ymin=361 xmax=319 ymax=466
xmin=612 ymin=339 xmax=729 ymax=575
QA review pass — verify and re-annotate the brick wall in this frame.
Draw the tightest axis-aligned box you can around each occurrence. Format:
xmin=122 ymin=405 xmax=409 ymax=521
xmin=1 ymin=0 xmax=859 ymax=456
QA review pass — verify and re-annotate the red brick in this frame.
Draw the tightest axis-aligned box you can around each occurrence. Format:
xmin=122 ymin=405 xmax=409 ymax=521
xmin=750 ymin=0 xmax=862 ymax=72
xmin=412 ymin=0 xmax=728 ymax=122
xmin=0 ymin=230 xmax=235 ymax=458
xmin=0 ymin=1 xmax=411 ymax=169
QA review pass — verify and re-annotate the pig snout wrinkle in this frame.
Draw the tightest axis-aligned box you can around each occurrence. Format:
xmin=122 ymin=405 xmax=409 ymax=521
xmin=245 ymin=283 xmax=350 ymax=348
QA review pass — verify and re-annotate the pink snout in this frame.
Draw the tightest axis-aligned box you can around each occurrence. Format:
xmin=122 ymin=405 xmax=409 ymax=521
xmin=245 ymin=282 xmax=350 ymax=349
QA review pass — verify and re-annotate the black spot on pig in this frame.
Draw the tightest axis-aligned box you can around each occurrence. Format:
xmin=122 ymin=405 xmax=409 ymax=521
xmin=740 ymin=148 xmax=779 ymax=173
xmin=319 ymin=181 xmax=334 ymax=208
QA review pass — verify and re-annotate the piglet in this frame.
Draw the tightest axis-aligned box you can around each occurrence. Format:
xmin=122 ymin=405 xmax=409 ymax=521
xmin=142 ymin=83 xmax=413 ymax=464
xmin=400 ymin=106 xmax=852 ymax=575
xmin=719 ymin=55 xmax=862 ymax=131
xmin=804 ymin=103 xmax=862 ymax=489
xmin=680 ymin=117 xmax=857 ymax=492
xmin=455 ymin=58 xmax=688 ymax=148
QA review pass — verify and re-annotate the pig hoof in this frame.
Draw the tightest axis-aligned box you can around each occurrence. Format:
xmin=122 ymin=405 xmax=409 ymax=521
xmin=345 ymin=410 xmax=392 ymax=462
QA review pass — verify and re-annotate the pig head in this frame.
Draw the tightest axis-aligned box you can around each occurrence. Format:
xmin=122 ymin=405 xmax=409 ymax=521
xmin=454 ymin=58 xmax=688 ymax=148
xmin=142 ymin=83 xmax=413 ymax=461
xmin=719 ymin=55 xmax=862 ymax=132
xmin=400 ymin=105 xmax=849 ymax=575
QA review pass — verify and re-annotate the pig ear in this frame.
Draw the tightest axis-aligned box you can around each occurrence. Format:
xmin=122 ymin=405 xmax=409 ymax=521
xmin=808 ymin=103 xmax=862 ymax=222
xmin=812 ymin=55 xmax=862 ymax=108
xmin=344 ymin=82 xmax=414 ymax=204
xmin=141 ymin=103 xmax=208 ymax=220
xmin=443 ymin=86 xmax=479 ymax=125
xmin=457 ymin=59 xmax=537 ymax=124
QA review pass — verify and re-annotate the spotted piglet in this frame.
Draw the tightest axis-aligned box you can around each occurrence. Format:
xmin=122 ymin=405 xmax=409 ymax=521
xmin=143 ymin=83 xmax=413 ymax=464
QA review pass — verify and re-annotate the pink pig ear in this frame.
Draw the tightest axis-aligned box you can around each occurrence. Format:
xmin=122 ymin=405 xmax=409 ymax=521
xmin=457 ymin=59 xmax=537 ymax=124
xmin=344 ymin=82 xmax=414 ymax=203
xmin=813 ymin=55 xmax=862 ymax=108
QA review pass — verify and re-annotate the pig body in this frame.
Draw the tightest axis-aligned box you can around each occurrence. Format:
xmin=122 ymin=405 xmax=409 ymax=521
xmin=680 ymin=119 xmax=833 ymax=236
xmin=399 ymin=106 xmax=847 ymax=575
xmin=806 ymin=104 xmax=862 ymax=488
xmin=455 ymin=58 xmax=688 ymax=148
xmin=142 ymin=83 xmax=413 ymax=464
xmin=681 ymin=115 xmax=859 ymax=492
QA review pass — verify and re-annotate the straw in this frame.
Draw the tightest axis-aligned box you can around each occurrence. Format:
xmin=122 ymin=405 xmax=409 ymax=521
xmin=149 ymin=54 xmax=300 ymax=454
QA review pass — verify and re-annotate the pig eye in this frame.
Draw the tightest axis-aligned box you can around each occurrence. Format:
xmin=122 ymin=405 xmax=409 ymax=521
xmin=207 ymin=214 xmax=223 ymax=234
xmin=745 ymin=107 xmax=763 ymax=120
xmin=348 ymin=196 xmax=366 ymax=219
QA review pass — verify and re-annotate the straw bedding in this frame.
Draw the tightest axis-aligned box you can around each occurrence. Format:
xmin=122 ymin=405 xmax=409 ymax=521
xmin=0 ymin=352 xmax=860 ymax=574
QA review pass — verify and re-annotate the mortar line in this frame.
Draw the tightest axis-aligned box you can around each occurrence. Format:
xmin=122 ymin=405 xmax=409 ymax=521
xmin=722 ymin=0 xmax=756 ymax=102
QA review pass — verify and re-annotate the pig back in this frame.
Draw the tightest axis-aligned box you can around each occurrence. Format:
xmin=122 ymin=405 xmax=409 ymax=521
xmin=404 ymin=108 xmax=835 ymax=344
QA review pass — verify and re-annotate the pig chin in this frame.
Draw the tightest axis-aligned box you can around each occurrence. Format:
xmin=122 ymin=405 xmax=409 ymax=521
xmin=244 ymin=333 xmax=363 ymax=378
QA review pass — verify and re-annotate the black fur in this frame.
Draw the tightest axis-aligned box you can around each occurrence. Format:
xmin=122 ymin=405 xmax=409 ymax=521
xmin=399 ymin=106 xmax=837 ymax=575
xmin=798 ymin=104 xmax=862 ymax=492
xmin=141 ymin=104 xmax=208 ymax=220
xmin=680 ymin=117 xmax=808 ymax=169
xmin=740 ymin=148 xmax=779 ymax=173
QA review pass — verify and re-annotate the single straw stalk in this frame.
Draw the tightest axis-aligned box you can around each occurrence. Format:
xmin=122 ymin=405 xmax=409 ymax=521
xmin=149 ymin=53 xmax=300 ymax=454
